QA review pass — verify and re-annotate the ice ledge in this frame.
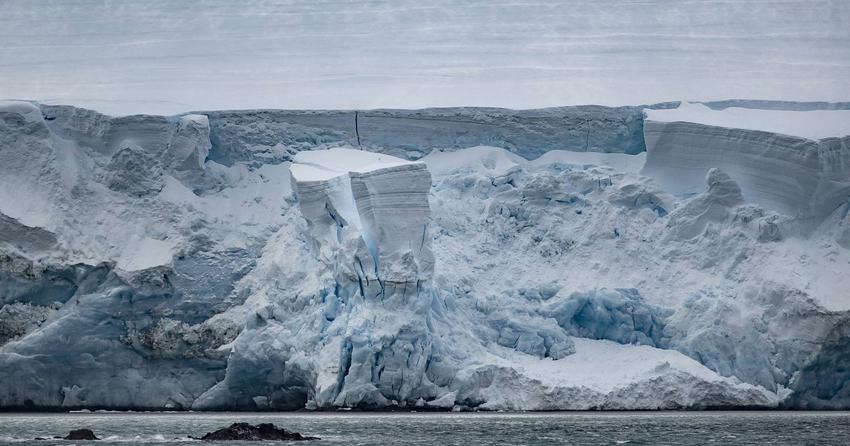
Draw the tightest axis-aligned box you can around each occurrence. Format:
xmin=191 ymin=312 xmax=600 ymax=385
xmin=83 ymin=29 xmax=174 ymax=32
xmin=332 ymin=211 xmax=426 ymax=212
xmin=645 ymin=102 xmax=850 ymax=140
xmin=290 ymin=148 xmax=419 ymax=182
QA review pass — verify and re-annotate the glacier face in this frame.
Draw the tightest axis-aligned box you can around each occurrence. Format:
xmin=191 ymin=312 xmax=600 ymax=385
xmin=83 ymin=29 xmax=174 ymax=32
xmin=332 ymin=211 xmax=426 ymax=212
xmin=1 ymin=101 xmax=850 ymax=410
xmin=643 ymin=105 xmax=850 ymax=222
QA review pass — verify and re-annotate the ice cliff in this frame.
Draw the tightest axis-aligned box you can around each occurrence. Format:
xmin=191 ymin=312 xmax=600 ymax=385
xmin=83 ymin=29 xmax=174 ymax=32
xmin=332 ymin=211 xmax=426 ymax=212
xmin=289 ymin=148 xmax=434 ymax=285
xmin=1 ymin=100 xmax=850 ymax=410
xmin=643 ymin=103 xmax=850 ymax=222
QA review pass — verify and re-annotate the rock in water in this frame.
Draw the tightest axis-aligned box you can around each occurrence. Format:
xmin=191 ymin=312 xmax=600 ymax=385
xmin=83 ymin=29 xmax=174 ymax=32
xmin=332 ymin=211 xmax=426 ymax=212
xmin=61 ymin=428 xmax=99 ymax=440
xmin=194 ymin=423 xmax=318 ymax=441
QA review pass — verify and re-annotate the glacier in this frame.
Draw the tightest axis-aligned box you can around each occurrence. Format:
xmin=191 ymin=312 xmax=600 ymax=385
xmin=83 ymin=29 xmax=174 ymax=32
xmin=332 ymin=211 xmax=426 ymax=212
xmin=643 ymin=103 xmax=850 ymax=222
xmin=1 ymin=100 xmax=850 ymax=410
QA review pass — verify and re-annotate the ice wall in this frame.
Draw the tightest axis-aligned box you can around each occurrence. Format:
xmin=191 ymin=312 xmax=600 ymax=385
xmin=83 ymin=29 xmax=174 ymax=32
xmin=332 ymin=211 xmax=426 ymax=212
xmin=204 ymin=105 xmax=672 ymax=164
xmin=2 ymin=101 xmax=850 ymax=410
xmin=642 ymin=105 xmax=850 ymax=221
xmin=0 ymin=100 xmax=279 ymax=409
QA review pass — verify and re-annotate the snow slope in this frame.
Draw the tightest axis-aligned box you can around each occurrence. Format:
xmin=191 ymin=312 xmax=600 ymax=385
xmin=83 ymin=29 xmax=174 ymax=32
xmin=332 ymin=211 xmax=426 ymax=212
xmin=1 ymin=102 xmax=850 ymax=410
xmin=1 ymin=0 xmax=849 ymax=115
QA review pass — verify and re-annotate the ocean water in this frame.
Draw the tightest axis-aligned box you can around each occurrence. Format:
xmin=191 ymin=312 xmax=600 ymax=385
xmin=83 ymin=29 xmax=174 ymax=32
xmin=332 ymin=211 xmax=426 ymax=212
xmin=1 ymin=411 xmax=849 ymax=445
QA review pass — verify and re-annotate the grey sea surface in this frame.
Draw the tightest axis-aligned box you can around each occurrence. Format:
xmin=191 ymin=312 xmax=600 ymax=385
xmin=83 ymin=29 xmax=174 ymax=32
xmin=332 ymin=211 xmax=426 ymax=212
xmin=1 ymin=411 xmax=849 ymax=445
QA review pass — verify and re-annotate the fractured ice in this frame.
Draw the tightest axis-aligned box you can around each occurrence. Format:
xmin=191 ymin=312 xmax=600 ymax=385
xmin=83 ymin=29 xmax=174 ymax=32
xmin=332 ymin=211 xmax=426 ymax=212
xmin=1 ymin=100 xmax=850 ymax=410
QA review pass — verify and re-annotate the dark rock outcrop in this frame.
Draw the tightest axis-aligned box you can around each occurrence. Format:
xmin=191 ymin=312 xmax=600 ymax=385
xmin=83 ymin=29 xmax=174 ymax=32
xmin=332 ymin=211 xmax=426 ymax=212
xmin=192 ymin=423 xmax=318 ymax=441
xmin=58 ymin=428 xmax=99 ymax=440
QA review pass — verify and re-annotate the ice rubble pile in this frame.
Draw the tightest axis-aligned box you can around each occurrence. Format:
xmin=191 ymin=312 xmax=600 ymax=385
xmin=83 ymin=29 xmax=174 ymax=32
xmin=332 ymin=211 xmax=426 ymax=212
xmin=1 ymin=101 xmax=850 ymax=410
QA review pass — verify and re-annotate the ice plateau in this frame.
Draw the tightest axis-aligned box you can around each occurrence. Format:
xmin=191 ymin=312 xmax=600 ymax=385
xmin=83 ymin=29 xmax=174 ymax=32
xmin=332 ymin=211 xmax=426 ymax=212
xmin=1 ymin=100 xmax=850 ymax=410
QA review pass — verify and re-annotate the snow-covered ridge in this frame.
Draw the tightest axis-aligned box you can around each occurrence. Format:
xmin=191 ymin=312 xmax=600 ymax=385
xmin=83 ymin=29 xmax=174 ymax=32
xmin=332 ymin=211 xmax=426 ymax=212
xmin=1 ymin=100 xmax=850 ymax=411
